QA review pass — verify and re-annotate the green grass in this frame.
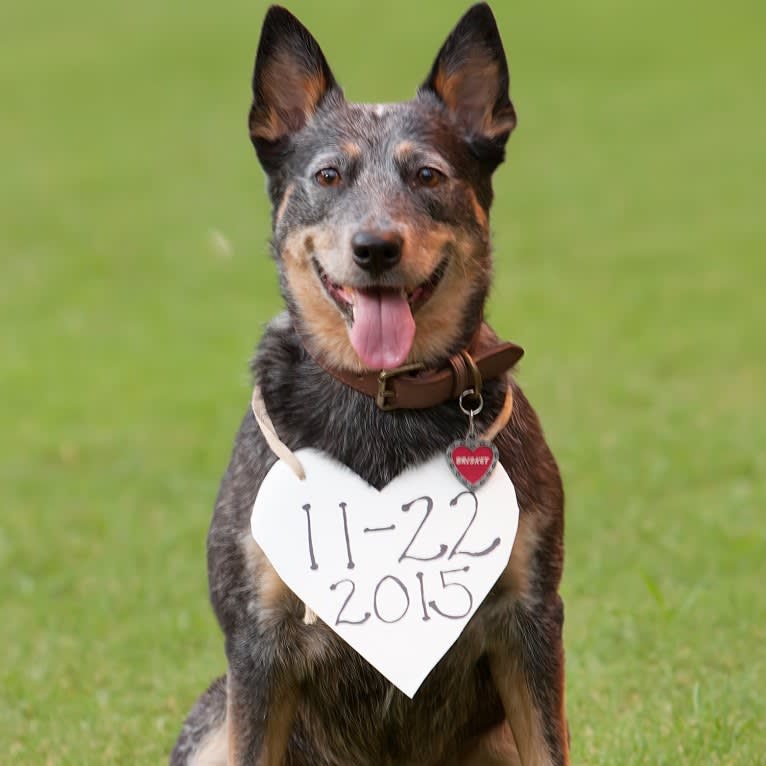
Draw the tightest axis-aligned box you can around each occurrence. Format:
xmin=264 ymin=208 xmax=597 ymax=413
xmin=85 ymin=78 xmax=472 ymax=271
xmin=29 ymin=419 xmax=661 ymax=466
xmin=1 ymin=0 xmax=764 ymax=763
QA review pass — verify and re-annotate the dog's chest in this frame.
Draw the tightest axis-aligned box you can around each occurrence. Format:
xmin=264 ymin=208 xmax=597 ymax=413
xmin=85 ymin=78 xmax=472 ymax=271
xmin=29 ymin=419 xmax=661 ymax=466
xmin=292 ymin=604 xmax=506 ymax=765
xmin=251 ymin=445 xmax=519 ymax=699
xmin=248 ymin=526 xmax=510 ymax=762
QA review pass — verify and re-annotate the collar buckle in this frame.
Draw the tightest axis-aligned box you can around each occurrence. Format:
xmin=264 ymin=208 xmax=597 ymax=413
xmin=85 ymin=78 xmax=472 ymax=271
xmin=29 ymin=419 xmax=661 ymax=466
xmin=376 ymin=363 xmax=426 ymax=410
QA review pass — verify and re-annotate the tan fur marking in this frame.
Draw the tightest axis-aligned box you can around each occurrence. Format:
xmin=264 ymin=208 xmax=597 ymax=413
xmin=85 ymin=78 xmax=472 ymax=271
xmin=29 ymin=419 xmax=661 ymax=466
xmin=393 ymin=140 xmax=416 ymax=161
xmin=409 ymin=236 xmax=487 ymax=366
xmin=265 ymin=50 xmax=326 ymax=117
xmin=241 ymin=532 xmax=291 ymax=613
xmin=282 ymin=227 xmax=362 ymax=371
xmin=436 ymin=57 xmax=499 ymax=111
xmin=455 ymin=722 xmax=521 ymax=765
xmin=467 ymin=188 xmax=489 ymax=230
xmin=251 ymin=50 xmax=327 ymax=141
xmin=489 ymin=655 xmax=552 ymax=766
xmin=433 ymin=56 xmax=514 ymax=138
xmin=189 ymin=721 xmax=227 ymax=766
xmin=260 ymin=686 xmax=299 ymax=766
xmin=250 ymin=106 xmax=284 ymax=143
xmin=274 ymin=183 xmax=295 ymax=227
xmin=433 ymin=69 xmax=450 ymax=105
xmin=300 ymin=68 xmax=327 ymax=113
xmin=226 ymin=676 xmax=241 ymax=766
xmin=495 ymin=512 xmax=537 ymax=600
xmin=404 ymin=225 xmax=452 ymax=275
xmin=259 ymin=559 xmax=290 ymax=612
xmin=226 ymin=673 xmax=299 ymax=766
xmin=341 ymin=141 xmax=362 ymax=159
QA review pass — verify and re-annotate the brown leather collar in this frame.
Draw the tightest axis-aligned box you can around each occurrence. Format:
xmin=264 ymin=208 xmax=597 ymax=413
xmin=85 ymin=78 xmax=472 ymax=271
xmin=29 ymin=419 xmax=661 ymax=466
xmin=309 ymin=334 xmax=524 ymax=411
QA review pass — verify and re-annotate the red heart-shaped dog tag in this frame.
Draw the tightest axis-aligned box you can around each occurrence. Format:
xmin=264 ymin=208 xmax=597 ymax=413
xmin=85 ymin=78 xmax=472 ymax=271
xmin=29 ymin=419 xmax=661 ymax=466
xmin=447 ymin=439 xmax=499 ymax=490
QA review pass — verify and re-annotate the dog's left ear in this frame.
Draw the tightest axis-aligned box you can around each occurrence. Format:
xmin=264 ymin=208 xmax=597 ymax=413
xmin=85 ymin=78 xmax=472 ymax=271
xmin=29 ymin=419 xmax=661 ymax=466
xmin=249 ymin=6 xmax=341 ymax=170
xmin=420 ymin=3 xmax=516 ymax=160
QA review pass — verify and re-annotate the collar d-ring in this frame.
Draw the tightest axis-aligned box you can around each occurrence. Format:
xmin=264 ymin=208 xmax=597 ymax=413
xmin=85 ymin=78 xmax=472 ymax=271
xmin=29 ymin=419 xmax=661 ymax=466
xmin=459 ymin=350 xmax=483 ymax=396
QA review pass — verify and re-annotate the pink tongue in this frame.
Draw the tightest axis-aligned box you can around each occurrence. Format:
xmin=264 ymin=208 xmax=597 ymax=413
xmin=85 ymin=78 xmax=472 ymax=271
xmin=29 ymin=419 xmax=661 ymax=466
xmin=349 ymin=289 xmax=416 ymax=369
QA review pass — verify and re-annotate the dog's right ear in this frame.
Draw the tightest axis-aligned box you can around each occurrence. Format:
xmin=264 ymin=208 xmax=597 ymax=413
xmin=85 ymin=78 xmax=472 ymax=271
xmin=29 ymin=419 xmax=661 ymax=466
xmin=249 ymin=6 xmax=341 ymax=170
xmin=420 ymin=3 xmax=515 ymax=169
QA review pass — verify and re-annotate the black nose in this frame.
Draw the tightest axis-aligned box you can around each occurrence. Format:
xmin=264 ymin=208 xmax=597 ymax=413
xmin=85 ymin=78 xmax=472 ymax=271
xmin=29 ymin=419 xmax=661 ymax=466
xmin=351 ymin=230 xmax=403 ymax=274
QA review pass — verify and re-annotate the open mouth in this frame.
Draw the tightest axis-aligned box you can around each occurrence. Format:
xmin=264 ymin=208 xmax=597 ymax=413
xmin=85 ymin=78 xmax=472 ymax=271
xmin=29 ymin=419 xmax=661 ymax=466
xmin=313 ymin=256 xmax=448 ymax=320
xmin=312 ymin=256 xmax=449 ymax=369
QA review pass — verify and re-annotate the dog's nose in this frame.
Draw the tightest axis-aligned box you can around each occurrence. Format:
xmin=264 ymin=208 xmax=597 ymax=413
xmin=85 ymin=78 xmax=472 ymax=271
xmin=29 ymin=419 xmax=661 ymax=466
xmin=351 ymin=230 xmax=403 ymax=274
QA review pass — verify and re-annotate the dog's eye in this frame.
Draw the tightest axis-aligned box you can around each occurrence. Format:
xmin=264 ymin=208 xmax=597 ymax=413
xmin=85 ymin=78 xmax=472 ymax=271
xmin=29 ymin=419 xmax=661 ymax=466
xmin=415 ymin=166 xmax=444 ymax=188
xmin=315 ymin=167 xmax=341 ymax=187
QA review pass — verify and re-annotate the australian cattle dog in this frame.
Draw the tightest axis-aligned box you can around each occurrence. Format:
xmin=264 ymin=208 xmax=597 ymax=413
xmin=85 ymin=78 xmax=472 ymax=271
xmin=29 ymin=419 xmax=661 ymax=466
xmin=171 ymin=4 xmax=569 ymax=764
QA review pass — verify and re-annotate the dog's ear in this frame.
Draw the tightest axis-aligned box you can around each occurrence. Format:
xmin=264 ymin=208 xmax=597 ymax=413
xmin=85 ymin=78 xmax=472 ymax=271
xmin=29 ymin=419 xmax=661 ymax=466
xmin=249 ymin=6 xmax=341 ymax=169
xmin=420 ymin=3 xmax=516 ymax=162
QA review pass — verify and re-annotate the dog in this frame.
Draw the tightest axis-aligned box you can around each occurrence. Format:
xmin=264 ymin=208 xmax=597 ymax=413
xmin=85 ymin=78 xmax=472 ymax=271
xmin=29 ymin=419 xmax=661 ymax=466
xmin=170 ymin=4 xmax=569 ymax=765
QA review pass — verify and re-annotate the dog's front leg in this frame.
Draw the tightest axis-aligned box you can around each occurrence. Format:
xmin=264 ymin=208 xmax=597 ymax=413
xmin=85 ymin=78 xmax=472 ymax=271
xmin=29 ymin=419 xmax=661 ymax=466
xmin=488 ymin=596 xmax=570 ymax=766
xmin=226 ymin=652 xmax=298 ymax=766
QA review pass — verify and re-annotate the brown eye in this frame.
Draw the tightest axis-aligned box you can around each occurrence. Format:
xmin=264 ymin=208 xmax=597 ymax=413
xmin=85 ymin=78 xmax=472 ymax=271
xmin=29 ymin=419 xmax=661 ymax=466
xmin=315 ymin=167 xmax=341 ymax=187
xmin=415 ymin=166 xmax=443 ymax=188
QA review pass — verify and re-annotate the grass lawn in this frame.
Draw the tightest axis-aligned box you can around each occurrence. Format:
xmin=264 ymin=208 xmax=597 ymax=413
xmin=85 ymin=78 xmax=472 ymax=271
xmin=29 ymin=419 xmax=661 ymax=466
xmin=1 ymin=0 xmax=764 ymax=763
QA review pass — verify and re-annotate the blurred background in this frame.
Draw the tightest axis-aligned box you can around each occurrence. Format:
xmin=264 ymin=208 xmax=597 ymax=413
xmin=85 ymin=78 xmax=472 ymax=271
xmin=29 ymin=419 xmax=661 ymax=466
xmin=1 ymin=1 xmax=764 ymax=763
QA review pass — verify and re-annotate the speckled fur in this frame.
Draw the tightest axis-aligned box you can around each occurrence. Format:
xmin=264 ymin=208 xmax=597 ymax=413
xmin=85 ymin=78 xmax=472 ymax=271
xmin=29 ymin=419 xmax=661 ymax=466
xmin=171 ymin=4 xmax=569 ymax=765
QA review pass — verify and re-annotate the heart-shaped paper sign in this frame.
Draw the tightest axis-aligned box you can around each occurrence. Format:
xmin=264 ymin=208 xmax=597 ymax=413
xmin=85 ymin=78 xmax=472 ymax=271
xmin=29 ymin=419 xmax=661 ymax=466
xmin=251 ymin=448 xmax=518 ymax=698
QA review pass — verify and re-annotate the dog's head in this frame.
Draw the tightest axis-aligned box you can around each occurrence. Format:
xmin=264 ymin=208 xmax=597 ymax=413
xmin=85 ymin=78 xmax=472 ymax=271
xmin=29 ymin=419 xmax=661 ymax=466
xmin=249 ymin=3 xmax=516 ymax=372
